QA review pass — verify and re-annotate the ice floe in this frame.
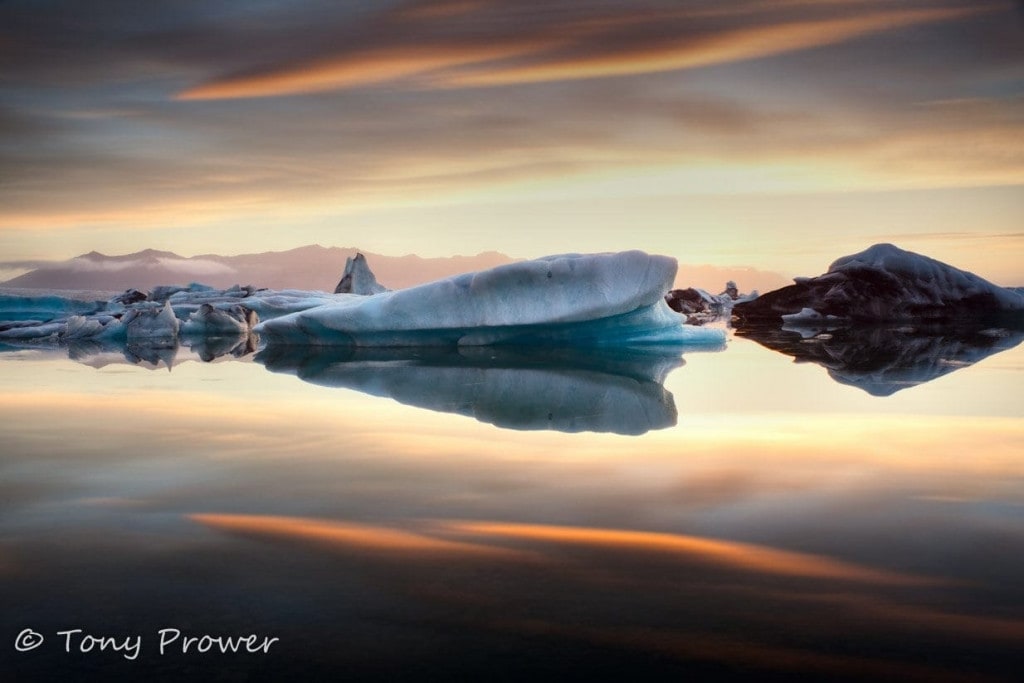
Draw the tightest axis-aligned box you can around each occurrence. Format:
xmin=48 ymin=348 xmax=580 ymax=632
xmin=257 ymin=251 xmax=725 ymax=347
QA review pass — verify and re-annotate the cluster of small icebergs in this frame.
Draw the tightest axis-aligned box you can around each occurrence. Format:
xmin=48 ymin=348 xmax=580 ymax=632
xmin=0 ymin=283 xmax=334 ymax=347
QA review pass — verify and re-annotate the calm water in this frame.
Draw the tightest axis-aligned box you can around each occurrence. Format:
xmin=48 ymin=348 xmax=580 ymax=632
xmin=2 ymin=330 xmax=1023 ymax=681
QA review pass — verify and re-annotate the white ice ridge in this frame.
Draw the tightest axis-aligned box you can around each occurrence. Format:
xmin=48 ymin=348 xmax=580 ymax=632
xmin=256 ymin=251 xmax=726 ymax=347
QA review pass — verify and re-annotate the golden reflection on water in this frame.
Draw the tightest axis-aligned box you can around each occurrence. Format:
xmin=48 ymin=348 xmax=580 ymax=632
xmin=1 ymin=384 xmax=1020 ymax=502
xmin=2 ymin=344 xmax=1023 ymax=680
xmin=183 ymin=511 xmax=1024 ymax=682
xmin=190 ymin=513 xmax=532 ymax=560
xmin=435 ymin=520 xmax=943 ymax=584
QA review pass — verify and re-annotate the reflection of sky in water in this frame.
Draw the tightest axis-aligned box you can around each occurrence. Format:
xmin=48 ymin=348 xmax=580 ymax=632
xmin=1 ymin=338 xmax=1023 ymax=680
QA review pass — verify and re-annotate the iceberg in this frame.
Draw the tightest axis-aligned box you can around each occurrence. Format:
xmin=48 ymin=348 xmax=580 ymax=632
xmin=780 ymin=307 xmax=842 ymax=325
xmin=334 ymin=252 xmax=388 ymax=295
xmin=0 ymin=251 xmax=723 ymax=350
xmin=0 ymin=285 xmax=297 ymax=345
xmin=124 ymin=302 xmax=180 ymax=344
xmin=734 ymin=243 xmax=1024 ymax=325
xmin=664 ymin=282 xmax=758 ymax=325
xmin=180 ymin=303 xmax=257 ymax=336
xmin=256 ymin=251 xmax=726 ymax=348
xmin=0 ymin=290 xmax=106 ymax=322
xmin=256 ymin=345 xmax=687 ymax=434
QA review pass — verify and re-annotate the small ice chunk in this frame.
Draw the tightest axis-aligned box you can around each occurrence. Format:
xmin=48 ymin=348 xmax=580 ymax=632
xmin=782 ymin=307 xmax=828 ymax=322
xmin=181 ymin=303 xmax=256 ymax=336
xmin=126 ymin=301 xmax=179 ymax=341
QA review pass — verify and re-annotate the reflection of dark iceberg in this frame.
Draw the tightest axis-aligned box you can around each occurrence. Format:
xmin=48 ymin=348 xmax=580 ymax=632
xmin=256 ymin=345 xmax=689 ymax=434
xmin=737 ymin=324 xmax=1024 ymax=396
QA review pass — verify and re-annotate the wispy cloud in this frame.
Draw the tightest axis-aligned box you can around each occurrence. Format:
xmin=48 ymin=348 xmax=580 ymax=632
xmin=438 ymin=7 xmax=988 ymax=89
xmin=176 ymin=3 xmax=996 ymax=99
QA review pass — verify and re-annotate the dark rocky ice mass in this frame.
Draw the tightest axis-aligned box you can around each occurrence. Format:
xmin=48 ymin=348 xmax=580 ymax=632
xmin=733 ymin=243 xmax=1024 ymax=326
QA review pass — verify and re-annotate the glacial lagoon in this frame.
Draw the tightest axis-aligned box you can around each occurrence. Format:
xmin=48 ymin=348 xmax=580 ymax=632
xmin=2 ymin=330 xmax=1023 ymax=681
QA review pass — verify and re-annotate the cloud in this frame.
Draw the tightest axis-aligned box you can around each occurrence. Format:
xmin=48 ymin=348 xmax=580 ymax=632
xmin=0 ymin=0 xmax=1020 ymax=262
xmin=56 ymin=254 xmax=234 ymax=276
xmin=175 ymin=3 xmax=996 ymax=99
xmin=438 ymin=6 xmax=989 ymax=89
xmin=178 ymin=41 xmax=560 ymax=100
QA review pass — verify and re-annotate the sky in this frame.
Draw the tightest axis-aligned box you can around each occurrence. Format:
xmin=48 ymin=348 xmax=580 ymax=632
xmin=1 ymin=0 xmax=1022 ymax=284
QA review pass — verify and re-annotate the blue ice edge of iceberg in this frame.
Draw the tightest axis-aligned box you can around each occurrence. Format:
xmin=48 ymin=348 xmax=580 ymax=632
xmin=255 ymin=302 xmax=725 ymax=348
xmin=254 ymin=251 xmax=727 ymax=349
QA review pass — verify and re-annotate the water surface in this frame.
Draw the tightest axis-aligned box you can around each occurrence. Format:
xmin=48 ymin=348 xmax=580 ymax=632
xmin=1 ymin=333 xmax=1022 ymax=681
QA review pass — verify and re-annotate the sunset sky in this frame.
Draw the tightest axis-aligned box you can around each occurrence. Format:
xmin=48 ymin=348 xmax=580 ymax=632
xmin=1 ymin=0 xmax=1022 ymax=284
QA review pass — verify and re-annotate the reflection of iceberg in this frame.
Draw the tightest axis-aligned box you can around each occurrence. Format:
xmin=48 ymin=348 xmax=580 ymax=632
xmin=256 ymin=345 xmax=693 ymax=434
xmin=737 ymin=324 xmax=1024 ymax=396
xmin=256 ymin=251 xmax=725 ymax=348
xmin=3 ymin=335 xmax=256 ymax=370
xmin=188 ymin=334 xmax=257 ymax=362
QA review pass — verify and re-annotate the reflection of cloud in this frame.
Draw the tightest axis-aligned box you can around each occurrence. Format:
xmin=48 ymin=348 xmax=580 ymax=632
xmin=487 ymin=620 xmax=968 ymax=682
xmin=790 ymin=593 xmax=1024 ymax=644
xmin=190 ymin=513 xmax=530 ymax=560
xmin=441 ymin=521 xmax=940 ymax=585
xmin=3 ymin=346 xmax=1024 ymax=679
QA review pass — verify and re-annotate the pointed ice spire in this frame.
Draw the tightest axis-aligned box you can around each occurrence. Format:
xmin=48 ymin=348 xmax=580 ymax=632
xmin=334 ymin=252 xmax=388 ymax=295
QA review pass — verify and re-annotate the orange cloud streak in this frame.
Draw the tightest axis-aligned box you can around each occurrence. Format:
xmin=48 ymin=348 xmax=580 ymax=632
xmin=176 ymin=6 xmax=990 ymax=100
xmin=442 ymin=521 xmax=942 ymax=585
xmin=442 ymin=7 xmax=986 ymax=87
xmin=178 ymin=41 xmax=556 ymax=101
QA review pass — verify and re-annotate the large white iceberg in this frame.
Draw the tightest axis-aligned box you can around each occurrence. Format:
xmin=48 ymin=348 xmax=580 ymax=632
xmin=255 ymin=251 xmax=726 ymax=347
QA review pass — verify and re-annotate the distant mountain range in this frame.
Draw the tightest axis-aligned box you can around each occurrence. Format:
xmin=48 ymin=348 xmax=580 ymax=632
xmin=0 ymin=245 xmax=790 ymax=294
xmin=0 ymin=246 xmax=513 ymax=293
